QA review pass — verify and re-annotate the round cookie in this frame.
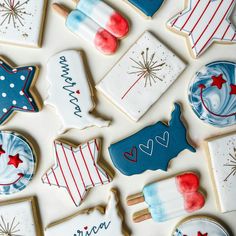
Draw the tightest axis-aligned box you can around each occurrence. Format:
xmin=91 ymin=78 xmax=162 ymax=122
xmin=172 ymin=216 xmax=230 ymax=236
xmin=0 ymin=131 xmax=36 ymax=195
xmin=188 ymin=61 xmax=236 ymax=127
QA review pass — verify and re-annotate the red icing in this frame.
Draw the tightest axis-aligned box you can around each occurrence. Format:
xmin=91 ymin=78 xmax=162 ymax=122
xmin=106 ymin=12 xmax=129 ymax=38
xmin=0 ymin=145 xmax=5 ymax=156
xmin=198 ymin=232 xmax=208 ymax=236
xmin=211 ymin=74 xmax=226 ymax=89
xmin=76 ymin=90 xmax=80 ymax=95
xmin=176 ymin=172 xmax=199 ymax=193
xmin=230 ymin=84 xmax=236 ymax=95
xmin=124 ymin=146 xmax=137 ymax=163
xmin=184 ymin=192 xmax=205 ymax=213
xmin=8 ymin=153 xmax=23 ymax=168
xmin=94 ymin=28 xmax=118 ymax=55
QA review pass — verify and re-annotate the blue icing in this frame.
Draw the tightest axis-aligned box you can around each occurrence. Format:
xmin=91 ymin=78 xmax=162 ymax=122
xmin=109 ymin=103 xmax=196 ymax=176
xmin=77 ymin=0 xmax=99 ymax=15
xmin=128 ymin=0 xmax=164 ymax=17
xmin=0 ymin=131 xmax=36 ymax=195
xmin=66 ymin=10 xmax=87 ymax=33
xmin=0 ymin=58 xmax=39 ymax=125
xmin=188 ymin=61 xmax=236 ymax=127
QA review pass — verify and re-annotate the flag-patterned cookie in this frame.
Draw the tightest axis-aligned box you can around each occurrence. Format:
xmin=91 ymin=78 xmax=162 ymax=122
xmin=167 ymin=0 xmax=236 ymax=58
xmin=42 ymin=139 xmax=112 ymax=207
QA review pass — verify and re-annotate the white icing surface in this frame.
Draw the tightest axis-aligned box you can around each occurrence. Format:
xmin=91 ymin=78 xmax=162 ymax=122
xmin=207 ymin=133 xmax=236 ymax=213
xmin=0 ymin=0 xmax=46 ymax=47
xmin=46 ymin=50 xmax=109 ymax=132
xmin=96 ymin=31 xmax=186 ymax=121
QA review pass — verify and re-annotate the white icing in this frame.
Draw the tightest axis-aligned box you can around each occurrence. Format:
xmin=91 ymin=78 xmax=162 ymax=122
xmin=46 ymin=50 xmax=109 ymax=132
xmin=96 ymin=31 xmax=186 ymax=121
xmin=207 ymin=133 xmax=236 ymax=213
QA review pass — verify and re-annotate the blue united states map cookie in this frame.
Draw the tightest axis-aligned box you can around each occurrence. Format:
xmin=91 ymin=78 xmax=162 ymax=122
xmin=109 ymin=103 xmax=196 ymax=176
xmin=0 ymin=57 xmax=40 ymax=125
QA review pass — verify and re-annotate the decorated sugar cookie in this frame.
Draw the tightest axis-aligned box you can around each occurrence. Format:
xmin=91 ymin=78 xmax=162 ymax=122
xmin=46 ymin=50 xmax=110 ymax=132
xmin=96 ymin=31 xmax=186 ymax=121
xmin=109 ymin=103 xmax=196 ymax=176
xmin=0 ymin=0 xmax=47 ymax=47
xmin=42 ymin=139 xmax=112 ymax=207
xmin=205 ymin=132 xmax=236 ymax=213
xmin=0 ymin=131 xmax=36 ymax=195
xmin=127 ymin=172 xmax=205 ymax=223
xmin=0 ymin=57 xmax=40 ymax=125
xmin=167 ymin=0 xmax=236 ymax=58
xmin=188 ymin=61 xmax=236 ymax=127
xmin=0 ymin=197 xmax=42 ymax=236
xmin=172 ymin=216 xmax=230 ymax=236
xmin=45 ymin=189 xmax=129 ymax=236
xmin=124 ymin=0 xmax=165 ymax=18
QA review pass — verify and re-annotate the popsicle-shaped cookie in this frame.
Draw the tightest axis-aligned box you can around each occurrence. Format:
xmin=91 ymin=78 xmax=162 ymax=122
xmin=52 ymin=3 xmax=118 ymax=55
xmin=127 ymin=172 xmax=205 ymax=223
xmin=74 ymin=0 xmax=129 ymax=38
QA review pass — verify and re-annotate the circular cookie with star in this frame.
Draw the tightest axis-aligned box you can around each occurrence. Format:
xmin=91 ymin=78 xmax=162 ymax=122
xmin=172 ymin=216 xmax=230 ymax=236
xmin=188 ymin=61 xmax=236 ymax=127
xmin=0 ymin=131 xmax=37 ymax=195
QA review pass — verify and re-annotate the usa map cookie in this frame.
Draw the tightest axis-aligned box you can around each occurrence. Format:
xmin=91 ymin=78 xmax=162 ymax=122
xmin=42 ymin=138 xmax=112 ymax=206
xmin=0 ymin=131 xmax=36 ymax=195
xmin=188 ymin=61 xmax=236 ymax=127
xmin=45 ymin=189 xmax=129 ymax=236
xmin=205 ymin=132 xmax=236 ymax=213
xmin=172 ymin=216 xmax=230 ymax=236
xmin=0 ymin=0 xmax=47 ymax=47
xmin=0 ymin=57 xmax=40 ymax=125
xmin=167 ymin=0 xmax=236 ymax=58
xmin=46 ymin=50 xmax=110 ymax=132
xmin=109 ymin=103 xmax=196 ymax=176
xmin=97 ymin=31 xmax=186 ymax=121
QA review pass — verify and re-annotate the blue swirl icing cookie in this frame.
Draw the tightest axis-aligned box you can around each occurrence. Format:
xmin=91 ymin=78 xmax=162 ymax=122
xmin=0 ymin=131 xmax=36 ymax=195
xmin=188 ymin=61 xmax=236 ymax=127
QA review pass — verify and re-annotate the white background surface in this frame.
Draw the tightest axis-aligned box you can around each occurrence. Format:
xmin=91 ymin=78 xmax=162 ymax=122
xmin=0 ymin=0 xmax=236 ymax=235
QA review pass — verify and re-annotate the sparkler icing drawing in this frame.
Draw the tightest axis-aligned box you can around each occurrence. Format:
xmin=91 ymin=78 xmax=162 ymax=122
xmin=224 ymin=147 xmax=236 ymax=182
xmin=0 ymin=215 xmax=22 ymax=236
xmin=0 ymin=0 xmax=31 ymax=28
xmin=121 ymin=48 xmax=165 ymax=99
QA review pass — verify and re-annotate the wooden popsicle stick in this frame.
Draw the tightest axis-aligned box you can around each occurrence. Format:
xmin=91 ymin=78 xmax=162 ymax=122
xmin=133 ymin=209 xmax=152 ymax=223
xmin=52 ymin=3 xmax=70 ymax=18
xmin=126 ymin=192 xmax=144 ymax=206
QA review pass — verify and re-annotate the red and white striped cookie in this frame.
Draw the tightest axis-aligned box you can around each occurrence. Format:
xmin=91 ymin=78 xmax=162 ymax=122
xmin=167 ymin=0 xmax=236 ymax=58
xmin=42 ymin=139 xmax=112 ymax=206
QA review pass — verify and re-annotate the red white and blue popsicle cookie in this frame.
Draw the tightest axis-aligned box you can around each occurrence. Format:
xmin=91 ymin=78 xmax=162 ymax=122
xmin=0 ymin=57 xmax=40 ymax=125
xmin=42 ymin=139 xmax=112 ymax=207
xmin=167 ymin=0 xmax=236 ymax=58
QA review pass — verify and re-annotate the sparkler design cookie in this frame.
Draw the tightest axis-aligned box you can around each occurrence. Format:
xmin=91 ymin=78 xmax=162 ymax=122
xmin=188 ymin=61 xmax=236 ymax=127
xmin=0 ymin=0 xmax=47 ymax=47
xmin=0 ymin=57 xmax=40 ymax=125
xmin=46 ymin=50 xmax=109 ymax=132
xmin=97 ymin=31 xmax=186 ymax=121
xmin=0 ymin=131 xmax=36 ymax=195
xmin=167 ymin=0 xmax=236 ymax=58
xmin=45 ymin=189 xmax=129 ymax=236
xmin=42 ymin=139 xmax=112 ymax=207
xmin=205 ymin=132 xmax=236 ymax=213
xmin=109 ymin=103 xmax=196 ymax=176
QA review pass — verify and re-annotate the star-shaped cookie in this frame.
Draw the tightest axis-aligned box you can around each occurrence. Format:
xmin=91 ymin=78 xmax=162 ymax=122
xmin=167 ymin=0 xmax=236 ymax=58
xmin=0 ymin=57 xmax=40 ymax=125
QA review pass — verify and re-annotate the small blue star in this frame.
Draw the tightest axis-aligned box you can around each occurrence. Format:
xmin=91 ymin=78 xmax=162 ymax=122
xmin=0 ymin=57 xmax=40 ymax=125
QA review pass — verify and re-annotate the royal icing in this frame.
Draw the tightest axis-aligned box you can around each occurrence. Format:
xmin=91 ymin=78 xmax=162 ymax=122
xmin=0 ymin=197 xmax=42 ymax=236
xmin=0 ymin=131 xmax=36 ymax=195
xmin=45 ymin=190 xmax=128 ymax=236
xmin=172 ymin=216 xmax=230 ymax=236
xmin=76 ymin=0 xmax=129 ymax=38
xmin=188 ymin=61 xmax=236 ymax=127
xmin=0 ymin=0 xmax=46 ymax=47
xmin=206 ymin=132 xmax=236 ymax=213
xmin=46 ymin=50 xmax=110 ymax=131
xmin=125 ymin=0 xmax=164 ymax=18
xmin=167 ymin=0 xmax=236 ymax=58
xmin=109 ymin=103 xmax=196 ymax=176
xmin=96 ymin=31 xmax=186 ymax=121
xmin=42 ymin=139 xmax=112 ymax=207
xmin=0 ymin=57 xmax=40 ymax=125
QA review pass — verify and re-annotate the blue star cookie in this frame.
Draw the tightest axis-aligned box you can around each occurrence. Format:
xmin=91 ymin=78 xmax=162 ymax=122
xmin=0 ymin=57 xmax=40 ymax=125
